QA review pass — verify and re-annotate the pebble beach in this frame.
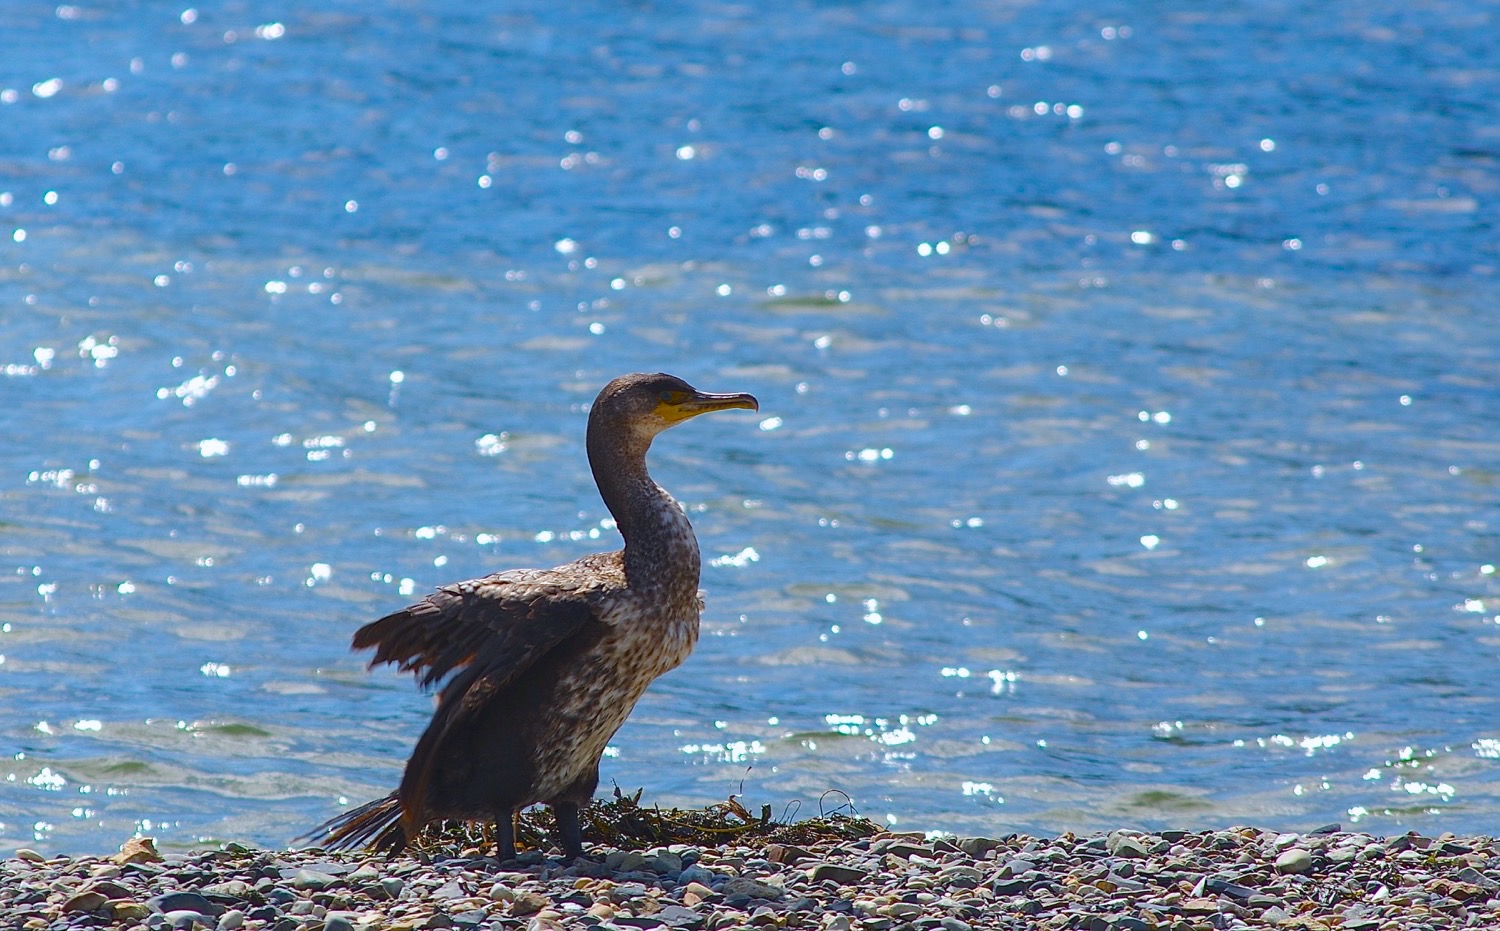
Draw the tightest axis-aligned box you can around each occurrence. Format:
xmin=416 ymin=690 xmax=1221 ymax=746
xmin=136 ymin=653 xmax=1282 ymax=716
xmin=6 ymin=827 xmax=1499 ymax=931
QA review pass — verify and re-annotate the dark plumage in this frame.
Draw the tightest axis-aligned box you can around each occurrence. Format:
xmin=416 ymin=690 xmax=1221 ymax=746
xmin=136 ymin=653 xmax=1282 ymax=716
xmin=306 ymin=373 xmax=757 ymax=861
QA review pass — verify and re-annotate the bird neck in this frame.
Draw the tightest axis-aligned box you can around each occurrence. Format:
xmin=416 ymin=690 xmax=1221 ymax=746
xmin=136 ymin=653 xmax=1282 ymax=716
xmin=588 ymin=431 xmax=702 ymax=593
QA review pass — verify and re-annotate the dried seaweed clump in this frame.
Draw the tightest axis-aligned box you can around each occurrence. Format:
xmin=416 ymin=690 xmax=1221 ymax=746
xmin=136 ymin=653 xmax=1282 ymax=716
xmin=411 ymin=788 xmax=880 ymax=856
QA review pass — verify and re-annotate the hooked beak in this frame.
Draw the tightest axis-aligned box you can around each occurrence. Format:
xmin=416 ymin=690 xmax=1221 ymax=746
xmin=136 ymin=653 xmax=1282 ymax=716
xmin=661 ymin=389 xmax=760 ymax=423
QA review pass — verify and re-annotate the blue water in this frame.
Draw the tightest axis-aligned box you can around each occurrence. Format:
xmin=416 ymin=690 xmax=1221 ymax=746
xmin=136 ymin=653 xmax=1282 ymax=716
xmin=2 ymin=1 xmax=1497 ymax=856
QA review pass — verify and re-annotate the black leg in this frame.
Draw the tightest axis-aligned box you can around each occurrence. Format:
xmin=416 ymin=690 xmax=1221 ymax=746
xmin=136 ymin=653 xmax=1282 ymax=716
xmin=553 ymin=801 xmax=584 ymax=861
xmin=494 ymin=812 xmax=516 ymax=863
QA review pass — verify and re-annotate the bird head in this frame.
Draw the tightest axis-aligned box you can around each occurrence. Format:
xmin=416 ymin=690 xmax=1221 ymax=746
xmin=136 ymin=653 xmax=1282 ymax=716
xmin=591 ymin=373 xmax=759 ymax=445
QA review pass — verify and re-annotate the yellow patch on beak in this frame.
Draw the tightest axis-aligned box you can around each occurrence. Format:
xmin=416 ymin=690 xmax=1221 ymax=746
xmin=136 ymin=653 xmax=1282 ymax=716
xmin=657 ymin=390 xmax=760 ymax=424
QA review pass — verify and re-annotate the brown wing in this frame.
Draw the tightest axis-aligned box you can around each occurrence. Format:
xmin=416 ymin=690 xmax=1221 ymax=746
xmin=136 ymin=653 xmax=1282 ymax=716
xmin=353 ymin=564 xmax=612 ymax=698
xmin=355 ymin=565 xmax=618 ymax=833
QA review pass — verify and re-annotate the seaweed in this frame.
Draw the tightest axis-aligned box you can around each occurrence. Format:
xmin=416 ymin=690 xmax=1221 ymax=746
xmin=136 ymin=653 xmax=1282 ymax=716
xmin=408 ymin=787 xmax=881 ymax=856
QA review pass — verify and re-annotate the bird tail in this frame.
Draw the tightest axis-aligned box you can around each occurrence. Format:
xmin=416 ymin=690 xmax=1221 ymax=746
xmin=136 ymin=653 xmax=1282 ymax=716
xmin=300 ymin=792 xmax=409 ymax=854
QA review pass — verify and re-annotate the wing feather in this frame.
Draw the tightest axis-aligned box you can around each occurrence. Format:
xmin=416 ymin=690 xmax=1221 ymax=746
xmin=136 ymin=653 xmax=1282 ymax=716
xmin=353 ymin=564 xmax=615 ymax=695
xmin=352 ymin=559 xmax=624 ymax=830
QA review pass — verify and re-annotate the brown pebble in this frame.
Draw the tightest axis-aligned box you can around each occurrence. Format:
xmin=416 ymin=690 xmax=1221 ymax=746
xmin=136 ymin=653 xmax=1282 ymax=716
xmin=61 ymin=891 xmax=108 ymax=913
xmin=111 ymin=837 xmax=162 ymax=865
xmin=87 ymin=880 xmax=133 ymax=899
xmin=110 ymin=902 xmax=151 ymax=921
xmin=509 ymin=891 xmax=549 ymax=916
xmin=766 ymin=843 xmax=815 ymax=865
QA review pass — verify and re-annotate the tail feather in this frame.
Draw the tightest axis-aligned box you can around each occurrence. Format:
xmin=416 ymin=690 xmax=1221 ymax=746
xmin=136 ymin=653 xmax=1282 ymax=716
xmin=301 ymin=792 xmax=409 ymax=853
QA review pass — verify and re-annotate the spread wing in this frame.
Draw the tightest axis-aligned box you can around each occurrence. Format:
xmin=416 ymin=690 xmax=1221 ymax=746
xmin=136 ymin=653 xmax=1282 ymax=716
xmin=353 ymin=557 xmax=625 ymax=828
xmin=353 ymin=557 xmax=623 ymax=700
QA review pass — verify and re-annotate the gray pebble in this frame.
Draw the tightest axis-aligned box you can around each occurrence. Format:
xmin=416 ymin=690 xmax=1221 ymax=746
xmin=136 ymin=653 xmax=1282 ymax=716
xmin=677 ymin=865 xmax=717 ymax=886
xmin=879 ymin=902 xmax=922 ymax=919
xmin=658 ymin=904 xmax=707 ymax=929
xmin=719 ymin=876 xmax=784 ymax=900
xmin=955 ymin=836 xmax=1001 ymax=858
xmin=610 ymin=881 xmax=649 ymax=902
xmin=1106 ymin=834 xmax=1148 ymax=859
xmin=323 ymin=913 xmax=358 ymax=931
xmin=938 ymin=864 xmax=984 ymax=888
xmin=9 ymin=828 xmax=1500 ymax=931
xmin=346 ymin=864 xmax=382 ymax=884
xmin=1456 ymin=866 xmax=1499 ymax=889
xmin=1274 ymin=848 xmax=1314 ymax=875
xmin=152 ymin=892 xmax=223 ymax=917
xmin=808 ymin=862 xmax=869 ymax=885
xmin=1203 ymin=877 xmax=1256 ymax=900
xmin=996 ymin=858 xmax=1034 ymax=878
xmin=202 ymin=880 xmax=252 ymax=901
xmin=290 ymin=868 xmax=341 ymax=890
xmin=605 ymin=850 xmax=653 ymax=872
xmin=163 ymin=909 xmax=214 ymax=930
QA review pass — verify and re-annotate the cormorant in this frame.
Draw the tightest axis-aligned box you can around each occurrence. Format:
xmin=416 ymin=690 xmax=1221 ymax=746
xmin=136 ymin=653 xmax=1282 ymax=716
xmin=307 ymin=372 xmax=758 ymax=860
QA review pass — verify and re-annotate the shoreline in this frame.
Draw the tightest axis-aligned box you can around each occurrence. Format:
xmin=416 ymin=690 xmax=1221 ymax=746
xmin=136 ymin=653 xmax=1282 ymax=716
xmin=4 ymin=827 xmax=1498 ymax=930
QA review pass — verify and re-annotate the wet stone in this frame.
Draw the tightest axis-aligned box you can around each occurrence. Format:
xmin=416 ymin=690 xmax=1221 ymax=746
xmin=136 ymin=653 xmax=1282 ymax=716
xmin=809 ymin=862 xmax=870 ymax=885
xmin=152 ymin=891 xmax=224 ymax=916
xmin=1203 ymin=878 xmax=1257 ymax=900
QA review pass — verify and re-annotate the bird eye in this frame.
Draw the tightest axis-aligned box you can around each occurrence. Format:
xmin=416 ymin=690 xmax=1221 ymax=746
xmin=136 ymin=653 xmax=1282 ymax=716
xmin=659 ymin=390 xmax=678 ymax=403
